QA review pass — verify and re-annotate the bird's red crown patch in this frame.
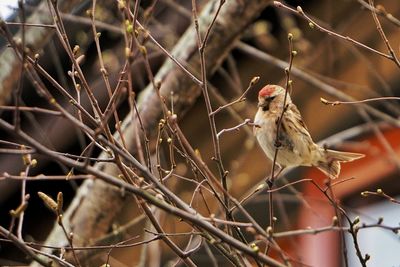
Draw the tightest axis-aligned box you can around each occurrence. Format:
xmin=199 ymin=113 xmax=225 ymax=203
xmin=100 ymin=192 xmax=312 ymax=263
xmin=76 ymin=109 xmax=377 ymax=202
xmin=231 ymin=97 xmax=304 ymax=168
xmin=258 ymin=85 xmax=275 ymax=97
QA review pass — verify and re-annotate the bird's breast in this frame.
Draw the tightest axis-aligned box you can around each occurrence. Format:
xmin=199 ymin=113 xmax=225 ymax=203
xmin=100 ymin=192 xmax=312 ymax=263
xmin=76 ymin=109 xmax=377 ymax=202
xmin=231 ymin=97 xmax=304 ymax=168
xmin=254 ymin=109 xmax=315 ymax=167
xmin=253 ymin=110 xmax=279 ymax=160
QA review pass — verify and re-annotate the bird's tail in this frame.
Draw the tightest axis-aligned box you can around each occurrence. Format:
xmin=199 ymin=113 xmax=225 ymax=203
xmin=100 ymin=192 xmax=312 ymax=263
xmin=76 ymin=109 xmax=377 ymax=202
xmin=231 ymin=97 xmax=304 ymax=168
xmin=316 ymin=149 xmax=364 ymax=179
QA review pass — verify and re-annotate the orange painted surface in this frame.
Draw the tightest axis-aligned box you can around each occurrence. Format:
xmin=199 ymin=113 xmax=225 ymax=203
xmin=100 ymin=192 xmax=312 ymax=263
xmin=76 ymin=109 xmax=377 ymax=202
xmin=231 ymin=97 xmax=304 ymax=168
xmin=293 ymin=127 xmax=400 ymax=266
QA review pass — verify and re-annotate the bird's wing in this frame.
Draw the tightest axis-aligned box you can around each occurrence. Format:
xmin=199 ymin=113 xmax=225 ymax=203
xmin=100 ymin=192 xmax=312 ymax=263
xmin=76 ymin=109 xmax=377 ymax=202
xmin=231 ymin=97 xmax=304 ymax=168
xmin=280 ymin=103 xmax=316 ymax=156
xmin=277 ymin=121 xmax=295 ymax=151
xmin=283 ymin=103 xmax=312 ymax=139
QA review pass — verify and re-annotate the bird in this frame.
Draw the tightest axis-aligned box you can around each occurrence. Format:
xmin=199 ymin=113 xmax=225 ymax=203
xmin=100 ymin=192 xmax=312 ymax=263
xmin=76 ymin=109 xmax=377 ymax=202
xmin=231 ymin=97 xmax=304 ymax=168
xmin=253 ymin=84 xmax=364 ymax=179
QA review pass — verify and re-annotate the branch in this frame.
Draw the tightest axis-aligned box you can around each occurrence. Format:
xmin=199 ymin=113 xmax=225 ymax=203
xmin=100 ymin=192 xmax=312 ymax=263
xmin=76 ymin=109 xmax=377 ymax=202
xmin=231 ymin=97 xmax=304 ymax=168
xmin=0 ymin=0 xmax=84 ymax=105
xmin=37 ymin=0 xmax=273 ymax=263
xmin=236 ymin=42 xmax=400 ymax=127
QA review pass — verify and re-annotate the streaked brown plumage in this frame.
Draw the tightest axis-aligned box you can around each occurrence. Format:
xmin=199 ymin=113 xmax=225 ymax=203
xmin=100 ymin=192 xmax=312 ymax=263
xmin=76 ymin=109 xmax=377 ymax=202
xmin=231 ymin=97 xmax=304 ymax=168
xmin=253 ymin=84 xmax=364 ymax=179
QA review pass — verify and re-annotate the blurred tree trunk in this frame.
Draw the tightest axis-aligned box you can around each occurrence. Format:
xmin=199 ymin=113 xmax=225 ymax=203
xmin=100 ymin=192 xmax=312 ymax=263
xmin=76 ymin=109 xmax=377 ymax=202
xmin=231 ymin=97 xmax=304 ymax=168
xmin=0 ymin=0 xmax=85 ymax=104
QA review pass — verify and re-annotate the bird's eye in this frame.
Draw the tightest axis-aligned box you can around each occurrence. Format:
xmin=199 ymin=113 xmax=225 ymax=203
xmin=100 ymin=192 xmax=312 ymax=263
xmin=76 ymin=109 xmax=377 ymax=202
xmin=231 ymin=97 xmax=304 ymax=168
xmin=264 ymin=95 xmax=275 ymax=101
xmin=259 ymin=95 xmax=276 ymax=111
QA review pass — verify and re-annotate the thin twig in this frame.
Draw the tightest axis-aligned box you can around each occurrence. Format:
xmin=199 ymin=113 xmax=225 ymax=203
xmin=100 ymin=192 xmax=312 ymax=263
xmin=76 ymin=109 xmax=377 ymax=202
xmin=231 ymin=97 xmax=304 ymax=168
xmin=273 ymin=2 xmax=394 ymax=61
xmin=361 ymin=189 xmax=400 ymax=205
xmin=5 ymin=21 xmax=56 ymax=28
xmin=217 ymin=119 xmax=252 ymax=138
xmin=236 ymin=42 xmax=400 ymax=127
xmin=0 ymin=225 xmax=52 ymax=267
xmin=367 ymin=0 xmax=400 ymax=68
xmin=356 ymin=0 xmax=400 ymax=27
xmin=320 ymin=96 xmax=400 ymax=106
xmin=210 ymin=76 xmax=260 ymax=116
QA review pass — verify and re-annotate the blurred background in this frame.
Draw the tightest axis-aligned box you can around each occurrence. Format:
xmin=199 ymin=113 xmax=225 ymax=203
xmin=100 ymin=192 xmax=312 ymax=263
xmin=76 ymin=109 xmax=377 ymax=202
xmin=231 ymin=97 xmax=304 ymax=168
xmin=0 ymin=0 xmax=399 ymax=266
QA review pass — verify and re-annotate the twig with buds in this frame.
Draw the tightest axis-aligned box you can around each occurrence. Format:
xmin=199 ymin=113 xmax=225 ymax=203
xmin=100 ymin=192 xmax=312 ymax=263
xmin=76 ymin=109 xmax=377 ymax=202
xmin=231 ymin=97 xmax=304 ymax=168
xmin=308 ymin=179 xmax=369 ymax=267
xmin=361 ymin=188 xmax=400 ymax=205
xmin=265 ymin=33 xmax=296 ymax=246
xmin=210 ymin=76 xmax=260 ymax=116
xmin=90 ymin=0 xmax=128 ymax=152
xmin=273 ymin=1 xmax=395 ymax=63
xmin=367 ymin=0 xmax=400 ymax=68
xmin=237 ymin=41 xmax=400 ymax=127
xmin=320 ymin=96 xmax=400 ymax=106
xmin=38 ymin=191 xmax=81 ymax=267
xmin=356 ymin=0 xmax=400 ymax=27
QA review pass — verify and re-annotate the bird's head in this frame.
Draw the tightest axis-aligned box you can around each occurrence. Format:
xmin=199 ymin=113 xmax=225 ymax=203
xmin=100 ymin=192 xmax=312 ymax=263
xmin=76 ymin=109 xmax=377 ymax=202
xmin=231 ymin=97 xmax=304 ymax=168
xmin=257 ymin=84 xmax=287 ymax=111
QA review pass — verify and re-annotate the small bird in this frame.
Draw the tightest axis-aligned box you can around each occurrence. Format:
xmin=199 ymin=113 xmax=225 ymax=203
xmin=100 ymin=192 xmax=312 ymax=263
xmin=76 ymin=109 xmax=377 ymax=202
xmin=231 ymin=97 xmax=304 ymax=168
xmin=253 ymin=84 xmax=364 ymax=179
